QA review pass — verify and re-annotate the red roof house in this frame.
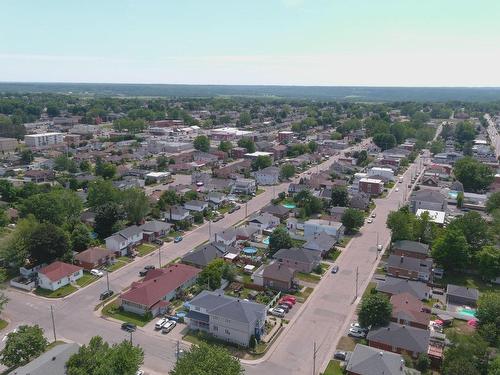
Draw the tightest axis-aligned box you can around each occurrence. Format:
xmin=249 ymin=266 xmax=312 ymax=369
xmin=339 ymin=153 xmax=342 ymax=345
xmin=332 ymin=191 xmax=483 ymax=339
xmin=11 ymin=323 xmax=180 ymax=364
xmin=38 ymin=261 xmax=83 ymax=291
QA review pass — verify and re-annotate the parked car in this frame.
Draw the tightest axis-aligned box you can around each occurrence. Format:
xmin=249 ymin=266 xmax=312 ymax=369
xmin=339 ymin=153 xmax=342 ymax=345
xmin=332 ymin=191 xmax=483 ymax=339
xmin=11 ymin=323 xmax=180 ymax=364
xmin=282 ymin=295 xmax=297 ymax=304
xmin=212 ymin=215 xmax=223 ymax=222
xmin=278 ymin=304 xmax=290 ymax=313
xmin=162 ymin=320 xmax=176 ymax=334
xmin=99 ymin=290 xmax=114 ymax=300
xmin=334 ymin=351 xmax=347 ymax=361
xmin=153 ymin=239 xmax=164 ymax=245
xmin=174 ymin=236 xmax=183 ymax=243
xmin=278 ymin=299 xmax=293 ymax=309
xmin=371 ymin=212 xmax=376 ymax=218
xmin=395 ymin=188 xmax=399 ymax=192
xmin=348 ymin=328 xmax=366 ymax=338
xmin=144 ymin=265 xmax=156 ymax=270
xmin=366 ymin=218 xmax=373 ymax=224
xmin=139 ymin=270 xmax=148 ymax=277
xmin=331 ymin=265 xmax=339 ymax=274
xmin=90 ymin=269 xmax=104 ymax=277
xmin=136 ymin=370 xmax=145 ymax=375
xmin=155 ymin=318 xmax=168 ymax=330
xmin=350 ymin=323 xmax=369 ymax=332
xmin=121 ymin=322 xmax=136 ymax=332
xmin=268 ymin=307 xmax=286 ymax=318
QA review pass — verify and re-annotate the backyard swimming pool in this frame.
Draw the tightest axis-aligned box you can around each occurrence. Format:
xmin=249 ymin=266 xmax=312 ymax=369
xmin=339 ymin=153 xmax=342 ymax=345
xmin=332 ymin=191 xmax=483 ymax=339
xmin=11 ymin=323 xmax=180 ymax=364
xmin=242 ymin=247 xmax=258 ymax=255
xmin=457 ymin=307 xmax=476 ymax=318
xmin=263 ymin=237 xmax=270 ymax=245
xmin=282 ymin=203 xmax=296 ymax=209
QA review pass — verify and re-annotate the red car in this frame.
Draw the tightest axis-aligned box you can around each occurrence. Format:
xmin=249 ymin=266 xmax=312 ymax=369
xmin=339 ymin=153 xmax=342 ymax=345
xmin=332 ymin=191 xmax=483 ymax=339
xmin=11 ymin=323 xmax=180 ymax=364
xmin=278 ymin=299 xmax=293 ymax=309
xmin=282 ymin=295 xmax=297 ymax=304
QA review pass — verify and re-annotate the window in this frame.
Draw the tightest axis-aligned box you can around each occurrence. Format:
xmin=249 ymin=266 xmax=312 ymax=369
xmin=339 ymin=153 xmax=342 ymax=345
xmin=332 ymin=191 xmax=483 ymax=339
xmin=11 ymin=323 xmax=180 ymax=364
xmin=213 ymin=326 xmax=218 ymax=331
xmin=224 ymin=329 xmax=230 ymax=335
xmin=195 ymin=306 xmax=200 ymax=311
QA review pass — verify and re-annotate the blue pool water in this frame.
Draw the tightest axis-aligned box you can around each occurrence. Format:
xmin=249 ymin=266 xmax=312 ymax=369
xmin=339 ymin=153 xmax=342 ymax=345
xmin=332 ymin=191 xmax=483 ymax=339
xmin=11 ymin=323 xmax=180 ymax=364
xmin=448 ymin=191 xmax=459 ymax=199
xmin=457 ymin=307 xmax=476 ymax=318
xmin=282 ymin=203 xmax=296 ymax=209
xmin=263 ymin=237 xmax=270 ymax=245
xmin=243 ymin=247 xmax=258 ymax=255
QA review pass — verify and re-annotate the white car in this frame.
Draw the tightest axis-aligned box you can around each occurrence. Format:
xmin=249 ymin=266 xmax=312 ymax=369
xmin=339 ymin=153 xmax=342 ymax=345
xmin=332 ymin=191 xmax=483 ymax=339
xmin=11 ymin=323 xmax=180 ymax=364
xmin=348 ymin=327 xmax=367 ymax=338
xmin=350 ymin=322 xmax=368 ymax=332
xmin=90 ymin=269 xmax=104 ymax=277
xmin=155 ymin=318 xmax=168 ymax=330
xmin=366 ymin=218 xmax=373 ymax=224
xmin=395 ymin=188 xmax=399 ymax=192
xmin=162 ymin=320 xmax=176 ymax=334
xmin=268 ymin=307 xmax=286 ymax=318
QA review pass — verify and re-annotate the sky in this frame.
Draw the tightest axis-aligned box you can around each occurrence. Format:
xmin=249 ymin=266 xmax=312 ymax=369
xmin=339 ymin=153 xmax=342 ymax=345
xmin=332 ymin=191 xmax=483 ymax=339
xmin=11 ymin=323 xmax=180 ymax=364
xmin=0 ymin=0 xmax=499 ymax=86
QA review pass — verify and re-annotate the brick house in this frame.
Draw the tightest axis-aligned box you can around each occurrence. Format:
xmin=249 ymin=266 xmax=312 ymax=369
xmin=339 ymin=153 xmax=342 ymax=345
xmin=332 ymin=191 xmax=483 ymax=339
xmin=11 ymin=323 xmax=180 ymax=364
xmin=390 ymin=292 xmax=430 ymax=329
xmin=74 ymin=247 xmax=115 ymax=270
xmin=392 ymin=240 xmax=430 ymax=260
xmin=387 ymin=255 xmax=433 ymax=282
xmin=367 ymin=322 xmax=430 ymax=358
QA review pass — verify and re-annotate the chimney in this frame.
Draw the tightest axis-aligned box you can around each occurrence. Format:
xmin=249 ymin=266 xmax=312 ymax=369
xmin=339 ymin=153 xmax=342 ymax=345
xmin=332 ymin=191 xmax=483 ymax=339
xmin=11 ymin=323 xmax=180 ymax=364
xmin=379 ymin=351 xmax=384 ymax=357
xmin=400 ymin=255 xmax=404 ymax=263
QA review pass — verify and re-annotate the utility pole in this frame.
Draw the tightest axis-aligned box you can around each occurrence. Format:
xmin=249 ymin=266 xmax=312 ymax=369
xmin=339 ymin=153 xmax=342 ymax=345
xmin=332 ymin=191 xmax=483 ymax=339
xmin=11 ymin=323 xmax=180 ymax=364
xmin=176 ymin=340 xmax=180 ymax=362
xmin=50 ymin=305 xmax=57 ymax=342
xmin=158 ymin=247 xmax=162 ymax=268
xmin=245 ymin=201 xmax=248 ymax=218
xmin=376 ymin=233 xmax=380 ymax=260
xmin=106 ymin=270 xmax=110 ymax=292
xmin=129 ymin=331 xmax=133 ymax=345
xmin=208 ymin=220 xmax=212 ymax=241
xmin=313 ymin=341 xmax=317 ymax=375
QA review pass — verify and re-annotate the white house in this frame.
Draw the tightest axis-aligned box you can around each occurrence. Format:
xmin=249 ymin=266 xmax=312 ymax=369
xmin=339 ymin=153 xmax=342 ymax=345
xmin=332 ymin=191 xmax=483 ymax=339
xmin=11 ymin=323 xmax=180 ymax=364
xmin=105 ymin=225 xmax=143 ymax=256
xmin=303 ymin=219 xmax=344 ymax=241
xmin=37 ymin=261 xmax=83 ymax=291
xmin=367 ymin=167 xmax=395 ymax=181
xmin=163 ymin=205 xmax=192 ymax=221
xmin=247 ymin=213 xmax=280 ymax=231
xmin=253 ymin=166 xmax=280 ymax=185
xmin=184 ymin=200 xmax=209 ymax=212
xmin=214 ymin=228 xmax=237 ymax=246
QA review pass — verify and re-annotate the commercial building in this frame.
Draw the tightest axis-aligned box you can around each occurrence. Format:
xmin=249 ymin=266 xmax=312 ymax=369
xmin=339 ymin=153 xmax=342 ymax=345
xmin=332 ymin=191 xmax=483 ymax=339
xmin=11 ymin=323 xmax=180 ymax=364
xmin=24 ymin=132 xmax=64 ymax=149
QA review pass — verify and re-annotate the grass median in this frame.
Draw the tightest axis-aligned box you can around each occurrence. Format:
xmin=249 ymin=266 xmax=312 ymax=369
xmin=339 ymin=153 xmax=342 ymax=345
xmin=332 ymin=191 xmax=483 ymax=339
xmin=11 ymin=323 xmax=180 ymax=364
xmin=35 ymin=284 xmax=77 ymax=298
xmin=101 ymin=300 xmax=151 ymax=327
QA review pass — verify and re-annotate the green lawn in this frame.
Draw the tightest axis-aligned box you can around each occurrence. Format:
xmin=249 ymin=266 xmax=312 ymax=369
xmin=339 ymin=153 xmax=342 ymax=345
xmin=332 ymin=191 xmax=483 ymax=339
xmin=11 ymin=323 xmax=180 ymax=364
xmin=296 ymin=272 xmax=321 ymax=283
xmin=167 ymin=230 xmax=183 ymax=238
xmin=437 ymin=272 xmax=499 ymax=293
xmin=75 ymin=272 xmax=99 ymax=288
xmin=101 ymin=301 xmax=151 ymax=327
xmin=183 ymin=330 xmax=249 ymax=358
xmin=362 ymin=282 xmax=377 ymax=299
xmin=136 ymin=243 xmax=158 ymax=257
xmin=256 ymin=188 xmax=265 ymax=195
xmin=325 ymin=249 xmax=341 ymax=261
xmin=106 ymin=260 xmax=128 ymax=272
xmin=337 ymin=236 xmax=353 ymax=248
xmin=46 ymin=340 xmax=66 ymax=350
xmin=35 ymin=284 xmax=77 ymax=298
xmin=322 ymin=360 xmax=343 ymax=375
xmin=292 ymin=286 xmax=314 ymax=302
xmin=0 ymin=319 xmax=8 ymax=331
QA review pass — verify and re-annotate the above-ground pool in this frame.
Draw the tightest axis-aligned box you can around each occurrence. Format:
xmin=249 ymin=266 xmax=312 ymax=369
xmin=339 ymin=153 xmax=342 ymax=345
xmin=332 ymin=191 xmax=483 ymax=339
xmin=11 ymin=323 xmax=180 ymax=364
xmin=282 ymin=203 xmax=296 ymax=209
xmin=263 ymin=237 xmax=270 ymax=245
xmin=448 ymin=191 xmax=459 ymax=200
xmin=242 ymin=247 xmax=258 ymax=255
xmin=457 ymin=307 xmax=476 ymax=318
xmin=176 ymin=311 xmax=187 ymax=318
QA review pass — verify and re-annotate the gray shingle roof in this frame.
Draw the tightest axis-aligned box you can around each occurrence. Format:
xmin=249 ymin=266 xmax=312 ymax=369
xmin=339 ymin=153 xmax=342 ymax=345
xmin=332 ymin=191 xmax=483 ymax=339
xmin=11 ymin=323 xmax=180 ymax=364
xmin=303 ymin=232 xmax=337 ymax=252
xmin=411 ymin=189 xmax=446 ymax=204
xmin=346 ymin=344 xmax=405 ymax=375
xmin=182 ymin=242 xmax=226 ymax=267
xmin=262 ymin=262 xmax=295 ymax=282
xmin=189 ymin=290 xmax=266 ymax=325
xmin=387 ymin=255 xmax=433 ymax=273
xmin=8 ymin=342 xmax=79 ymax=375
xmin=273 ymin=247 xmax=321 ymax=264
xmin=367 ymin=323 xmax=430 ymax=354
xmin=140 ymin=220 xmax=172 ymax=233
xmin=376 ymin=277 xmax=430 ymax=300
xmin=393 ymin=240 xmax=429 ymax=255
xmin=446 ymin=284 xmax=480 ymax=301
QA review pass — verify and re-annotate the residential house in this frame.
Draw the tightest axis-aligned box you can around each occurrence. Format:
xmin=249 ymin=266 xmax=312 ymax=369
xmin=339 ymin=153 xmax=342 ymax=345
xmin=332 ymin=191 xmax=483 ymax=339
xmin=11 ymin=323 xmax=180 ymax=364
xmin=207 ymin=192 xmax=227 ymax=208
xmin=409 ymin=190 xmax=447 ymax=214
xmin=105 ymin=225 xmax=143 ymax=256
xmin=303 ymin=219 xmax=344 ymax=241
xmin=367 ymin=322 xmax=430 ymax=358
xmin=303 ymin=232 xmax=337 ymax=255
xmin=247 ymin=213 xmax=280 ymax=232
xmin=329 ymin=206 xmax=347 ymax=222
xmin=376 ymin=277 xmax=431 ymax=300
xmin=446 ymin=284 xmax=479 ymax=307
xmin=214 ymin=228 xmax=237 ymax=246
xmin=392 ymin=241 xmax=430 ymax=260
xmin=184 ymin=200 xmax=209 ymax=212
xmin=387 ymin=255 xmax=433 ymax=282
xmin=390 ymin=292 xmax=430 ymax=329
xmin=37 ymin=261 xmax=83 ymax=291
xmin=253 ymin=166 xmax=280 ymax=186
xmin=273 ymin=247 xmax=321 ymax=273
xmin=349 ymin=192 xmax=370 ymax=211
xmin=121 ymin=264 xmax=200 ymax=317
xmin=288 ymin=183 xmax=309 ymax=196
xmin=367 ymin=167 xmax=395 ymax=181
xmin=260 ymin=204 xmax=290 ymax=220
xmin=232 ymin=178 xmax=256 ymax=195
xmin=359 ymin=178 xmax=384 ymax=196
xmin=74 ymin=247 xmax=115 ymax=271
xmin=80 ymin=210 xmax=96 ymax=226
xmin=421 ymin=176 xmax=439 ymax=187
xmin=186 ymin=290 xmax=267 ymax=347
xmin=24 ymin=169 xmax=55 ymax=183
xmin=262 ymin=262 xmax=296 ymax=291
xmin=182 ymin=242 xmax=228 ymax=268
xmin=345 ymin=344 xmax=412 ymax=375
xmin=7 ymin=342 xmax=80 ymax=375
xmin=163 ymin=205 xmax=192 ymax=222
xmin=140 ymin=220 xmax=172 ymax=242
xmin=236 ymin=225 xmax=260 ymax=241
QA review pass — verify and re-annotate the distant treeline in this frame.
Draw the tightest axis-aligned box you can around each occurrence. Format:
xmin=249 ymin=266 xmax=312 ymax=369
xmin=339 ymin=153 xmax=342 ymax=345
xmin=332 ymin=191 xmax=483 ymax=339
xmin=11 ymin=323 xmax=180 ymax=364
xmin=2 ymin=82 xmax=500 ymax=102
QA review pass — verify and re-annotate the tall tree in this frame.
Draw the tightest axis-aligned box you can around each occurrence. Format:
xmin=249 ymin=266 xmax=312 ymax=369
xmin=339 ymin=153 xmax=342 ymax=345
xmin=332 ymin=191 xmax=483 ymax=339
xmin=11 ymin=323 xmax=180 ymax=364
xmin=193 ymin=135 xmax=210 ymax=152
xmin=447 ymin=212 xmax=491 ymax=254
xmin=218 ymin=140 xmax=233 ymax=153
xmin=94 ymin=202 xmax=125 ymax=239
xmin=431 ymin=229 xmax=469 ymax=271
xmin=330 ymin=186 xmax=349 ymax=207
xmin=268 ymin=226 xmax=293 ymax=256
xmin=27 ymin=222 xmax=71 ymax=265
xmin=476 ymin=246 xmax=500 ymax=282
xmin=237 ymin=138 xmax=256 ymax=153
xmin=87 ymin=179 xmax=120 ymax=208
xmin=280 ymin=164 xmax=296 ymax=180
xmin=198 ymin=258 xmax=225 ymax=290
xmin=121 ymin=188 xmax=150 ymax=225
xmin=0 ymin=325 xmax=48 ymax=368
xmin=95 ymin=158 xmax=117 ymax=179
xmin=453 ymin=157 xmax=494 ymax=192
xmin=372 ymin=133 xmax=396 ymax=150
xmin=486 ymin=191 xmax=500 ymax=213
xmin=71 ymin=224 xmax=92 ymax=252
xmin=251 ymin=155 xmax=272 ymax=171
xmin=358 ymin=294 xmax=392 ymax=328
xmin=341 ymin=208 xmax=365 ymax=234
xmin=170 ymin=343 xmax=243 ymax=375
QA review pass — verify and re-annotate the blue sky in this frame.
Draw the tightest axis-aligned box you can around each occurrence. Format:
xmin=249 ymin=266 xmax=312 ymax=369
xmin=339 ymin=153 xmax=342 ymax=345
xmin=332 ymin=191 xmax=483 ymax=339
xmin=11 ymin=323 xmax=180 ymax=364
xmin=1 ymin=0 xmax=499 ymax=86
